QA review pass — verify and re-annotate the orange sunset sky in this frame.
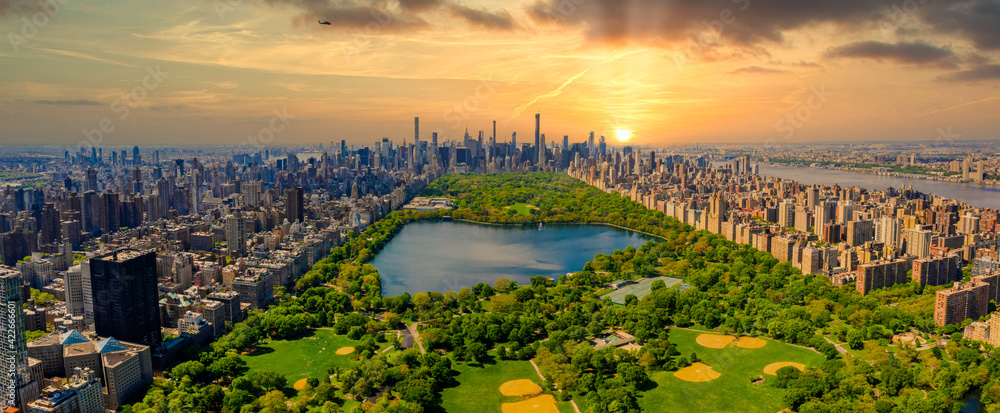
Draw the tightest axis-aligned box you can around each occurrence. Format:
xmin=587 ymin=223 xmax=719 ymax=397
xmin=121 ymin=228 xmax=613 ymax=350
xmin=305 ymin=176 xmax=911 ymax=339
xmin=1 ymin=0 xmax=999 ymax=147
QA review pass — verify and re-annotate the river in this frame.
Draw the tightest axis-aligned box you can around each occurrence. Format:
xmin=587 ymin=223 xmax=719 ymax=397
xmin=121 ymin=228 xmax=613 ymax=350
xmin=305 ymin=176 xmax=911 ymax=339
xmin=714 ymin=161 xmax=1000 ymax=210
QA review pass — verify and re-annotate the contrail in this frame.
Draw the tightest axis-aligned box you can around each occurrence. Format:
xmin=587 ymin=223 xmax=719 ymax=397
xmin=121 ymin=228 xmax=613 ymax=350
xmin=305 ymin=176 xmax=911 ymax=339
xmin=506 ymin=69 xmax=589 ymax=123
xmin=874 ymin=97 xmax=999 ymax=128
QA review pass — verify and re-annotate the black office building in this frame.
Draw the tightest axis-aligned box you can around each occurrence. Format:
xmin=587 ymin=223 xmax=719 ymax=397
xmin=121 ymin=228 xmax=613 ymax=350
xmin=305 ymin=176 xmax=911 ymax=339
xmin=284 ymin=186 xmax=304 ymax=223
xmin=90 ymin=249 xmax=162 ymax=345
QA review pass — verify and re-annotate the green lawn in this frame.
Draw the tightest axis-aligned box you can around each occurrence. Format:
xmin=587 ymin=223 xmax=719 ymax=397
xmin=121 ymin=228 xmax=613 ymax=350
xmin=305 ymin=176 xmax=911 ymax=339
xmin=505 ymin=203 xmax=538 ymax=215
xmin=440 ymin=357 xmax=574 ymax=413
xmin=639 ymin=328 xmax=826 ymax=413
xmin=242 ymin=329 xmax=366 ymax=383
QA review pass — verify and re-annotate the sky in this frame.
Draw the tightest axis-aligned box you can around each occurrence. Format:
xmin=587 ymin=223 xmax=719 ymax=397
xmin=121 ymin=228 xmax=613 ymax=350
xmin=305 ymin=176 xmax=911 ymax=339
xmin=1 ymin=0 xmax=999 ymax=147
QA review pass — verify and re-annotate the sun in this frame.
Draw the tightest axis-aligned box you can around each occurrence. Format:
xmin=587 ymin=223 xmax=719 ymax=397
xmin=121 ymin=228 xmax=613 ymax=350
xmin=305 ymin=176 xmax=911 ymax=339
xmin=615 ymin=129 xmax=632 ymax=142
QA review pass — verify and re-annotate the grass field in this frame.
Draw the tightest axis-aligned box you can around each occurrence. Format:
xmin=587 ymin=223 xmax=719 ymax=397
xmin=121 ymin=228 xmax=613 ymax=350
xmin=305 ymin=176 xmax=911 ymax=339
xmin=505 ymin=203 xmax=539 ymax=215
xmin=242 ymin=328 xmax=367 ymax=383
xmin=439 ymin=358 xmax=574 ymax=413
xmin=638 ymin=328 xmax=826 ymax=413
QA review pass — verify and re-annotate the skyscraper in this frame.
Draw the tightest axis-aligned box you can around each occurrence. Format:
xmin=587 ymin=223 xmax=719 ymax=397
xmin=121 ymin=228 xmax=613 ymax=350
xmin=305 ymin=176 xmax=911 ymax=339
xmin=806 ymin=186 xmax=819 ymax=209
xmin=906 ymin=227 xmax=933 ymax=258
xmin=539 ymin=134 xmax=546 ymax=166
xmin=875 ymin=216 xmax=902 ymax=248
xmin=814 ymin=200 xmax=836 ymax=239
xmin=284 ymin=186 xmax=304 ymax=223
xmin=1 ymin=268 xmax=39 ymax=412
xmin=89 ymin=249 xmax=162 ymax=345
xmin=155 ymin=178 xmax=170 ymax=219
xmin=226 ymin=214 xmax=249 ymax=258
xmin=413 ymin=117 xmax=420 ymax=167
xmin=534 ymin=113 xmax=541 ymax=165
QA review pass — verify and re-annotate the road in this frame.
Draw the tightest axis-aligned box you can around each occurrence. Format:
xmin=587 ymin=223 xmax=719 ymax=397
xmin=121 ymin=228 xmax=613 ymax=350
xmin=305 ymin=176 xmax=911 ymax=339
xmin=407 ymin=323 xmax=426 ymax=354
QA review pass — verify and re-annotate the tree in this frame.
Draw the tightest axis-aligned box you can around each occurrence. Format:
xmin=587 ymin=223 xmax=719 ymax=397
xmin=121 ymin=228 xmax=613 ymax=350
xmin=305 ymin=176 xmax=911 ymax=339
xmin=169 ymin=360 xmax=205 ymax=380
xmin=208 ymin=354 xmax=246 ymax=380
xmin=494 ymin=278 xmax=515 ymax=292
xmin=223 ymin=389 xmax=254 ymax=412
xmin=847 ymin=329 xmax=864 ymax=350
xmin=257 ymin=390 xmax=289 ymax=413
xmin=412 ymin=292 xmax=431 ymax=310
xmin=650 ymin=279 xmax=666 ymax=291
xmin=818 ymin=342 xmax=840 ymax=360
xmin=247 ymin=370 xmax=287 ymax=392
xmin=467 ymin=342 xmax=488 ymax=364
xmin=773 ymin=366 xmax=800 ymax=388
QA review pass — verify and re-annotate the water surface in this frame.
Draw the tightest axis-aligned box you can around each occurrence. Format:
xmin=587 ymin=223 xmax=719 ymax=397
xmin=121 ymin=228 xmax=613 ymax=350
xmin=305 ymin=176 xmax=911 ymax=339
xmin=371 ymin=221 xmax=656 ymax=296
xmin=716 ymin=161 xmax=1000 ymax=209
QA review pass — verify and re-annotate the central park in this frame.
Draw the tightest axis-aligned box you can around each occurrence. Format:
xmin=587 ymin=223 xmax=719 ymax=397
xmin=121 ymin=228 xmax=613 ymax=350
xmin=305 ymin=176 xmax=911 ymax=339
xmin=121 ymin=173 xmax=998 ymax=413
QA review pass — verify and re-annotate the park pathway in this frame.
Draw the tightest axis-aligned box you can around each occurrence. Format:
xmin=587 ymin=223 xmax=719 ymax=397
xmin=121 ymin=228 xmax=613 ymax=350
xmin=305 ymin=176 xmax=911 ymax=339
xmin=822 ymin=336 xmax=850 ymax=356
xmin=407 ymin=323 xmax=426 ymax=354
xmin=529 ymin=360 xmax=581 ymax=413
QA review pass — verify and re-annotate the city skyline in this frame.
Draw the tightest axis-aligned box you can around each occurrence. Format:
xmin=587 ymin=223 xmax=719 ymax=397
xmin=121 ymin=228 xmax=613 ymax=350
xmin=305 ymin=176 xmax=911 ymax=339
xmin=2 ymin=0 xmax=1000 ymax=147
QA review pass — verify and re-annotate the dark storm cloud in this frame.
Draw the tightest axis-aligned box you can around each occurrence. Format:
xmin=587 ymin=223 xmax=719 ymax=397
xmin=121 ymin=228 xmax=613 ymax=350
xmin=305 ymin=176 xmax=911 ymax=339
xmin=527 ymin=0 xmax=1000 ymax=59
xmin=33 ymin=99 xmax=101 ymax=106
xmin=449 ymin=4 xmax=514 ymax=30
xmin=823 ymin=41 xmax=956 ymax=66
xmin=936 ymin=64 xmax=1000 ymax=82
xmin=920 ymin=0 xmax=1000 ymax=51
xmin=528 ymin=0 xmax=894 ymax=47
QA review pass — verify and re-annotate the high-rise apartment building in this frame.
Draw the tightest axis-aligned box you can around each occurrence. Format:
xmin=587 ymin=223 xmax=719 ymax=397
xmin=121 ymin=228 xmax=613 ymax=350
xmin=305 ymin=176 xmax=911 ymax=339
xmin=935 ymin=281 xmax=990 ymax=326
xmin=906 ymin=227 xmax=933 ymax=258
xmin=89 ymin=250 xmax=162 ymax=345
xmin=225 ymin=214 xmax=249 ymax=258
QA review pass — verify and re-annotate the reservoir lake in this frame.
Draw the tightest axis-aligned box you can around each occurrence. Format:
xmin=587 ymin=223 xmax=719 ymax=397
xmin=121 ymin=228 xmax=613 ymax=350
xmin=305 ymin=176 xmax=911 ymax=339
xmin=370 ymin=220 xmax=657 ymax=296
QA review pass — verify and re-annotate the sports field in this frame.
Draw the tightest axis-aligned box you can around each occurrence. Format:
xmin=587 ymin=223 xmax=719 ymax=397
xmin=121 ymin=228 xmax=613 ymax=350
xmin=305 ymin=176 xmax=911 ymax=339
xmin=639 ymin=328 xmax=825 ymax=412
xmin=505 ymin=203 xmax=539 ymax=215
xmin=440 ymin=358 xmax=574 ymax=413
xmin=604 ymin=276 xmax=684 ymax=305
xmin=242 ymin=328 xmax=367 ymax=383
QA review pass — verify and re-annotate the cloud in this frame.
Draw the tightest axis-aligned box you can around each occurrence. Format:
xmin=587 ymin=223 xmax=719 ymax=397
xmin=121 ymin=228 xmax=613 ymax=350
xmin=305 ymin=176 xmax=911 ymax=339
xmin=33 ymin=99 xmax=101 ymax=106
xmin=261 ymin=0 xmax=513 ymax=32
xmin=266 ymin=0 xmax=430 ymax=32
xmin=398 ymin=0 xmax=443 ymax=12
xmin=936 ymin=65 xmax=1000 ymax=82
xmin=823 ymin=41 xmax=956 ymax=67
xmin=449 ymin=4 xmax=514 ymax=30
xmin=527 ymin=0 xmax=890 ymax=48
xmin=0 ymin=0 xmax=47 ymax=17
xmin=919 ymin=0 xmax=1000 ymax=51
xmin=729 ymin=66 xmax=786 ymax=74
xmin=150 ymin=104 xmax=188 ymax=111
xmin=525 ymin=0 xmax=1000 ymax=62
